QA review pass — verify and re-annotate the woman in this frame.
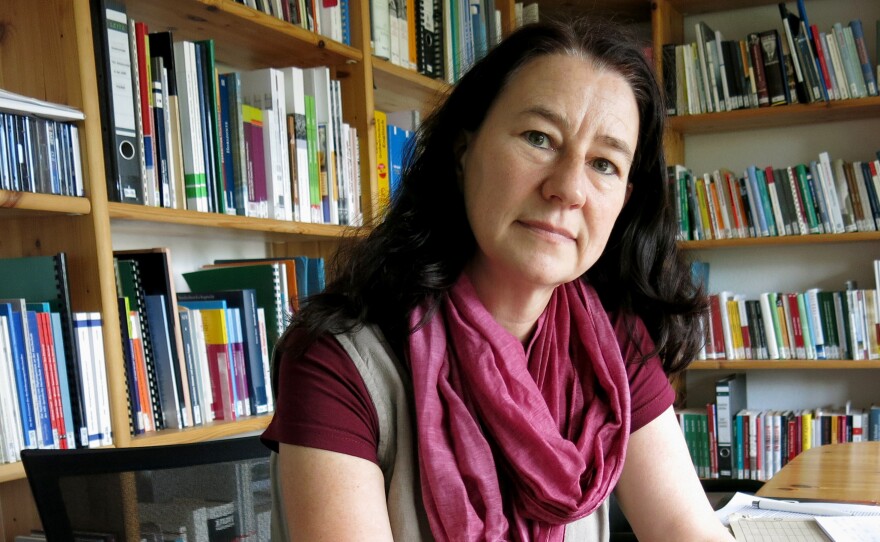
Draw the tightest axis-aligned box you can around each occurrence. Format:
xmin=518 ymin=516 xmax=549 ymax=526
xmin=263 ymin=18 xmax=734 ymax=541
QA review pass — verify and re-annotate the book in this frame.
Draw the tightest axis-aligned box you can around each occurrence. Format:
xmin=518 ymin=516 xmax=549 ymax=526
xmin=374 ymin=109 xmax=390 ymax=213
xmin=145 ymin=294 xmax=190 ymax=428
xmin=172 ymin=40 xmax=209 ymax=212
xmin=278 ymin=66 xmax=312 ymax=223
xmin=147 ymin=31 xmax=185 ymax=209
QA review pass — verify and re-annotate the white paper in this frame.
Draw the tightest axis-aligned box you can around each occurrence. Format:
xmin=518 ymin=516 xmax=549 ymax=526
xmin=816 ymin=516 xmax=880 ymax=542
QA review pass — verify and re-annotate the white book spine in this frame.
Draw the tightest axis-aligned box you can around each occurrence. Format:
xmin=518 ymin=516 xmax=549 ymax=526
xmin=817 ymin=152 xmax=845 ymax=233
xmin=806 ymin=289 xmax=826 ymax=359
xmin=759 ymin=292 xmax=780 ymax=359
xmin=74 ymin=313 xmax=99 ymax=448
xmin=0 ymin=316 xmax=21 ymax=461
xmin=87 ymin=312 xmax=112 ymax=447
xmin=172 ymin=41 xmax=208 ymax=212
xmin=718 ymin=291 xmax=735 ymax=359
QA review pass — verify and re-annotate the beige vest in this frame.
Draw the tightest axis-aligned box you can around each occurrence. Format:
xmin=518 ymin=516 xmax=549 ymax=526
xmin=272 ymin=324 xmax=609 ymax=541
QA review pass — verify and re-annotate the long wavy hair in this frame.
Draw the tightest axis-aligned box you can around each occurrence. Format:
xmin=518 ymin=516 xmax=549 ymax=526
xmin=282 ymin=17 xmax=707 ymax=377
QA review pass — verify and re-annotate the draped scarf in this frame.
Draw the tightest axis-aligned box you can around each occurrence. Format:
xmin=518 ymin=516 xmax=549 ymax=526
xmin=407 ymin=274 xmax=631 ymax=541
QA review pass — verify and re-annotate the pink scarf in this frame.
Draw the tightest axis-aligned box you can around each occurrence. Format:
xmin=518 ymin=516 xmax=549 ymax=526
xmin=407 ymin=274 xmax=631 ymax=541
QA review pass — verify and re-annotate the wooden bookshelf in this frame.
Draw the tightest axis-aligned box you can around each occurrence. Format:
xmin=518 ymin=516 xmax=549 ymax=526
xmin=668 ymin=96 xmax=880 ymax=134
xmin=125 ymin=0 xmax=363 ymax=71
xmin=127 ymin=415 xmax=273 ymax=447
xmin=0 ymin=191 xmax=91 ymax=216
xmin=690 ymin=359 xmax=880 ymax=370
xmin=108 ymin=202 xmax=358 ymax=240
xmin=372 ymin=57 xmax=449 ymax=114
xmin=679 ymin=231 xmax=880 ymax=250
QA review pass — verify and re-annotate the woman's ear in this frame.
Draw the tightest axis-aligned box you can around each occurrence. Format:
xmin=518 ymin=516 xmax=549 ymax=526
xmin=453 ymin=131 xmax=472 ymax=183
xmin=624 ymin=183 xmax=633 ymax=206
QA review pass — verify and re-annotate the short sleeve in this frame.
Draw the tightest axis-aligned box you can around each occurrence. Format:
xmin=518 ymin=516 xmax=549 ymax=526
xmin=261 ymin=329 xmax=381 ymax=464
xmin=609 ymin=311 xmax=676 ymax=433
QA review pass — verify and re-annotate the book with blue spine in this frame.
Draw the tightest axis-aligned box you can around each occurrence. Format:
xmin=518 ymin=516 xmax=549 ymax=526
xmin=746 ymin=166 xmax=770 ymax=236
xmin=0 ymin=301 xmax=37 ymax=450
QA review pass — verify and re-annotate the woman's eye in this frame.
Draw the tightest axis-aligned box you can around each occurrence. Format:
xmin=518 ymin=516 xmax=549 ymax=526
xmin=591 ymin=158 xmax=619 ymax=176
xmin=524 ymin=131 xmax=551 ymax=149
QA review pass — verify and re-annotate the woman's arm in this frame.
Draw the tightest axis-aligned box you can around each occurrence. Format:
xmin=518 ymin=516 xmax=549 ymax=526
xmin=614 ymin=406 xmax=735 ymax=541
xmin=278 ymin=443 xmax=395 ymax=541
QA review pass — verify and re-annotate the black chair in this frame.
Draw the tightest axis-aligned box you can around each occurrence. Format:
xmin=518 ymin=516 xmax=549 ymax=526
xmin=21 ymin=436 xmax=272 ymax=541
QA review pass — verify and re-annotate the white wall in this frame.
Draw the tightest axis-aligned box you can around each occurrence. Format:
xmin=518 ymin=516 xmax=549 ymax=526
xmin=680 ymin=0 xmax=880 ymax=409
xmin=110 ymin=223 xmax=270 ymax=294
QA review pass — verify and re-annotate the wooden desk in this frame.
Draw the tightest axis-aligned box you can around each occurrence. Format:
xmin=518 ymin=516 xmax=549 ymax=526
xmin=756 ymin=441 xmax=880 ymax=504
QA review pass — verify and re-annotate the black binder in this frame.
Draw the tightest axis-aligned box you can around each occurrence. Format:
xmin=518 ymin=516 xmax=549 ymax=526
xmin=90 ymin=0 xmax=144 ymax=203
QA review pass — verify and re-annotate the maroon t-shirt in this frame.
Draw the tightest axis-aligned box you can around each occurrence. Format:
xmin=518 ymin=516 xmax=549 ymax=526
xmin=262 ymin=311 xmax=675 ymax=464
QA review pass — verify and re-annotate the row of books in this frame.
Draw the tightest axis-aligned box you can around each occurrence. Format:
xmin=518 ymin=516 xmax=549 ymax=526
xmin=664 ymin=2 xmax=878 ymax=117
xmin=0 ymin=253 xmax=112 ymax=463
xmin=670 ymin=151 xmax=880 ymax=241
xmin=93 ymin=2 xmax=362 ymax=226
xmin=678 ymin=374 xmax=880 ymax=481
xmin=373 ymin=110 xmax=416 ymax=212
xmin=370 ymin=0 xmax=538 ymax=83
xmin=0 ymin=105 xmax=84 ymax=197
xmin=701 ymin=285 xmax=880 ymax=362
xmin=112 ymin=249 xmax=326 ymax=437
xmin=679 ymin=403 xmax=880 ymax=481
xmin=234 ymin=0 xmax=352 ymax=46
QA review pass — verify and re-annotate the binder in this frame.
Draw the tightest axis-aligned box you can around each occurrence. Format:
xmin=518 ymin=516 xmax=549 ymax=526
xmin=0 ymin=253 xmax=89 ymax=449
xmin=415 ymin=0 xmax=442 ymax=77
xmin=90 ymin=0 xmax=144 ymax=204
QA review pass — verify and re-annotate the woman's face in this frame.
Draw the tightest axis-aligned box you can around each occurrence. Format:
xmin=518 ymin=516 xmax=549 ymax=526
xmin=461 ymin=54 xmax=639 ymax=296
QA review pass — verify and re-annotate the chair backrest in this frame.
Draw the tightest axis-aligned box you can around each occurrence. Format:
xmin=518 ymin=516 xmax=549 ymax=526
xmin=22 ymin=436 xmax=272 ymax=541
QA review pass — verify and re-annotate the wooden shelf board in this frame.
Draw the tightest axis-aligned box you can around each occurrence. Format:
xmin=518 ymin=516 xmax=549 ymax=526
xmin=668 ymin=97 xmax=880 ymax=134
xmin=539 ymin=0 xmax=777 ymax=20
xmin=679 ymin=231 xmax=880 ymax=250
xmin=0 ymin=462 xmax=25 ymax=484
xmin=0 ymin=191 xmax=91 ymax=217
xmin=108 ymin=202 xmax=358 ymax=240
xmin=667 ymin=0 xmax=779 ymax=15
xmin=690 ymin=360 xmax=880 ymax=370
xmin=372 ymin=57 xmax=449 ymax=113
xmin=125 ymin=415 xmax=272 ymax=448
xmin=126 ymin=0 xmax=362 ymax=71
